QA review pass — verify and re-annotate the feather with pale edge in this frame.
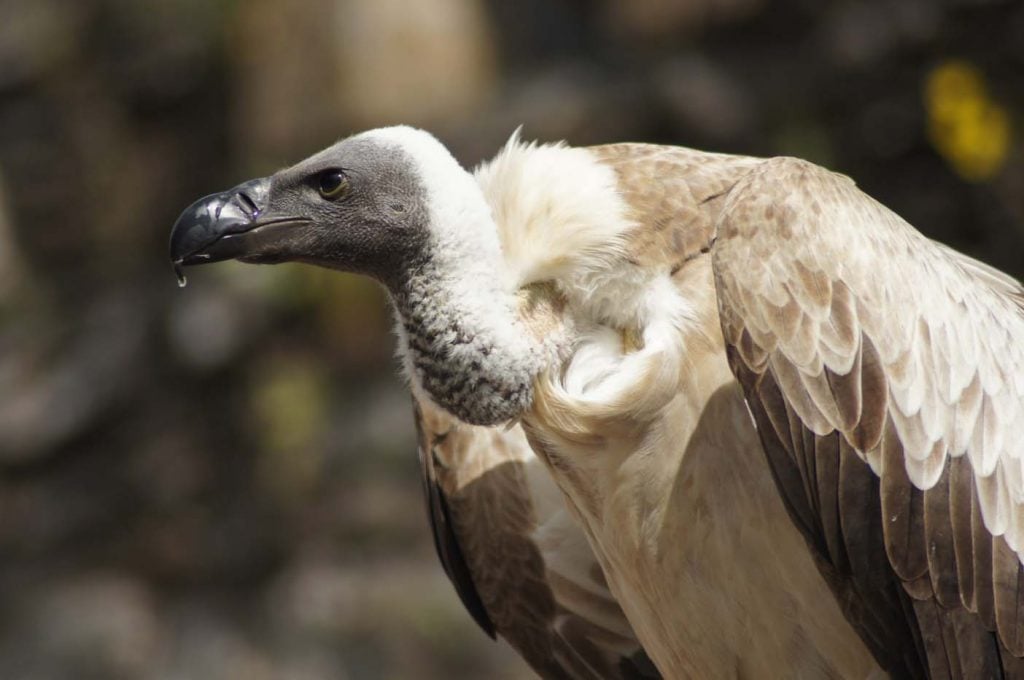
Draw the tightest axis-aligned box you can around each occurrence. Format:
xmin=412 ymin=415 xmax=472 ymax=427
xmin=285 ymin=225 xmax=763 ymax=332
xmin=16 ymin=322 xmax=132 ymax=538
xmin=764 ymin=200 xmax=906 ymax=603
xmin=415 ymin=399 xmax=659 ymax=680
xmin=713 ymin=156 xmax=1024 ymax=677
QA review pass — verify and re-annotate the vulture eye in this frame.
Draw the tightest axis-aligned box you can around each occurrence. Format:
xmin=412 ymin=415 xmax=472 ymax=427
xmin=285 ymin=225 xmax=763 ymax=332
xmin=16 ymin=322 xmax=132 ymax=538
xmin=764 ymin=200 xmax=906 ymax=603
xmin=317 ymin=170 xmax=349 ymax=200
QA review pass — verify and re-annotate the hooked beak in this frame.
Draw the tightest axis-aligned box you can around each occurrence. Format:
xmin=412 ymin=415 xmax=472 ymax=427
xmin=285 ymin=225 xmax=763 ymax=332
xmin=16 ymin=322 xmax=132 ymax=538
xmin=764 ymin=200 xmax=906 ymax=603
xmin=168 ymin=177 xmax=309 ymax=284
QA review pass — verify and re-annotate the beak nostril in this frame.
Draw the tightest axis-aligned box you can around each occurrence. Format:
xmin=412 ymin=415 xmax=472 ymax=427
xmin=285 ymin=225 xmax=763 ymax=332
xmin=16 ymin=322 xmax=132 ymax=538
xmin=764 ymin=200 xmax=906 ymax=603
xmin=236 ymin=191 xmax=260 ymax=218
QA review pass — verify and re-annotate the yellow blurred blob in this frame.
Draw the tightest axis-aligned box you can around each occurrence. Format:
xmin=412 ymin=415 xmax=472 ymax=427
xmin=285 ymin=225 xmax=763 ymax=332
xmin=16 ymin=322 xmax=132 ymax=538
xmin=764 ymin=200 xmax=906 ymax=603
xmin=925 ymin=60 xmax=1011 ymax=182
xmin=251 ymin=356 xmax=329 ymax=503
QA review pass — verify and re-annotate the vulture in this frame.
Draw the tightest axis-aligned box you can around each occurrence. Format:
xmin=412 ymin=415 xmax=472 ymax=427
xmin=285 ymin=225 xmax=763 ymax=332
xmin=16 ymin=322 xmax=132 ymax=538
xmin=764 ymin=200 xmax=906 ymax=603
xmin=169 ymin=127 xmax=1024 ymax=679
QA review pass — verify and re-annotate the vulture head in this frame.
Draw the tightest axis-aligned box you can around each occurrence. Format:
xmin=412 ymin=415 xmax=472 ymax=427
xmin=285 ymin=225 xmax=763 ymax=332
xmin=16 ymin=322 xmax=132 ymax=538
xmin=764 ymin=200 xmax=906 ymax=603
xmin=170 ymin=127 xmax=553 ymax=426
xmin=170 ymin=127 xmax=499 ymax=285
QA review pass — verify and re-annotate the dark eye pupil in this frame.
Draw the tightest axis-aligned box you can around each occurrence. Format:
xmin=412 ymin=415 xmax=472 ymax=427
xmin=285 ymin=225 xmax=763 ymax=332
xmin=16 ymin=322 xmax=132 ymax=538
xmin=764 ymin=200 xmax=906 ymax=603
xmin=319 ymin=170 xmax=345 ymax=196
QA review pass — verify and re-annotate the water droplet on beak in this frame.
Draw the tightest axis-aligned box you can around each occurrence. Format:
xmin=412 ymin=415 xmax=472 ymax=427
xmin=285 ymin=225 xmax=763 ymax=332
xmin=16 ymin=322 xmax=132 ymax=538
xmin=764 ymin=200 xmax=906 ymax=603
xmin=173 ymin=261 xmax=187 ymax=288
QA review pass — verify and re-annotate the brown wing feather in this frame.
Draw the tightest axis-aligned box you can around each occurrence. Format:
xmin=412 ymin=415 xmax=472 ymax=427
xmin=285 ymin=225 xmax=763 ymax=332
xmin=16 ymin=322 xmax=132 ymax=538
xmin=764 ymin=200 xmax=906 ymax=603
xmin=414 ymin=398 xmax=660 ymax=680
xmin=415 ymin=400 xmax=496 ymax=638
xmin=713 ymin=156 xmax=1024 ymax=678
xmin=588 ymin=143 xmax=761 ymax=272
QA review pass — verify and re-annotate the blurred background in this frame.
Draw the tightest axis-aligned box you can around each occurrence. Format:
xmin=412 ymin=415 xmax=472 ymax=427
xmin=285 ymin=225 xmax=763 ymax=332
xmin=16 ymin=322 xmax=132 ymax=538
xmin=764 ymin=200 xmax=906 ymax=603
xmin=0 ymin=0 xmax=1021 ymax=678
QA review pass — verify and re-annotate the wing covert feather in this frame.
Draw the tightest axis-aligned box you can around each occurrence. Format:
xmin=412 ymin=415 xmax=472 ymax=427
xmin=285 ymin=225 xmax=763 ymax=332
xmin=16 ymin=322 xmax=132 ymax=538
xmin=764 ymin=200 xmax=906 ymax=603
xmin=415 ymin=399 xmax=659 ymax=679
xmin=713 ymin=156 xmax=1024 ymax=676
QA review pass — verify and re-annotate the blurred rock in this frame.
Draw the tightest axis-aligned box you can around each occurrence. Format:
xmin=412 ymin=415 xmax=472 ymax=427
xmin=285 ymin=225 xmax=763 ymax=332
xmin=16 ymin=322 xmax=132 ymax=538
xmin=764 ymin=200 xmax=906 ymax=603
xmin=818 ymin=1 xmax=939 ymax=68
xmin=156 ymin=605 xmax=274 ymax=680
xmin=128 ymin=428 xmax=210 ymax=508
xmin=0 ymin=0 xmax=84 ymax=90
xmin=229 ymin=0 xmax=497 ymax=166
xmin=0 ymin=170 xmax=24 ymax=304
xmin=329 ymin=383 xmax=419 ymax=465
xmin=266 ymin=550 xmax=358 ymax=641
xmin=655 ymin=56 xmax=756 ymax=144
xmin=332 ymin=0 xmax=497 ymax=128
xmin=272 ymin=651 xmax=350 ymax=680
xmin=264 ymin=548 xmax=527 ymax=679
xmin=249 ymin=353 xmax=331 ymax=506
xmin=859 ymin=95 xmax=921 ymax=160
xmin=601 ymin=0 xmax=765 ymax=42
xmin=0 ymin=290 xmax=147 ymax=462
xmin=24 ymin=573 xmax=163 ymax=679
xmin=456 ymin=63 xmax=654 ymax=154
xmin=95 ymin=0 xmax=223 ymax=108
xmin=167 ymin=283 xmax=250 ymax=370
xmin=997 ymin=141 xmax=1024 ymax=230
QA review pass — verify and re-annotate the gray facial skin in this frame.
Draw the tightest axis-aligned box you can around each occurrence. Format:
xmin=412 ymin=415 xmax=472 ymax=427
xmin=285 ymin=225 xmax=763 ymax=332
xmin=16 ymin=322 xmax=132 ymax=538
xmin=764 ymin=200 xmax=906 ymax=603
xmin=169 ymin=132 xmax=545 ymax=427
xmin=169 ymin=137 xmax=432 ymax=290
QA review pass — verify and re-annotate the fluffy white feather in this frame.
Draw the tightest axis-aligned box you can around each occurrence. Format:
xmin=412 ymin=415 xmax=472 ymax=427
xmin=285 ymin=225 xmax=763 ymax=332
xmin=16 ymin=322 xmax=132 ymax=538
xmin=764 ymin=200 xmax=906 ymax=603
xmin=475 ymin=130 xmax=660 ymax=328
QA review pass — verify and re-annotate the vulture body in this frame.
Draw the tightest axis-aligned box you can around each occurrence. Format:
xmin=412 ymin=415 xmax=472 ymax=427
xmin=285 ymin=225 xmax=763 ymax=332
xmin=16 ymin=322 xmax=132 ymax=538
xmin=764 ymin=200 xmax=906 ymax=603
xmin=170 ymin=127 xmax=1024 ymax=679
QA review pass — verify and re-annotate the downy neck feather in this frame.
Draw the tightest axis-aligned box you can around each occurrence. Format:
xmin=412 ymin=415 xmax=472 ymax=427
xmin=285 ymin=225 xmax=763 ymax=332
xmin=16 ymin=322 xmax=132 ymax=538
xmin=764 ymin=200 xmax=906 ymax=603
xmin=376 ymin=126 xmax=653 ymax=426
xmin=371 ymin=126 xmax=547 ymax=425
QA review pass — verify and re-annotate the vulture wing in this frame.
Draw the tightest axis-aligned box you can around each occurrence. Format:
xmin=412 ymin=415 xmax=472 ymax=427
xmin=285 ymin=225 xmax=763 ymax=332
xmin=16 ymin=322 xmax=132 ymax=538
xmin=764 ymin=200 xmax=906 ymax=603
xmin=712 ymin=156 xmax=1024 ymax=677
xmin=415 ymin=398 xmax=659 ymax=680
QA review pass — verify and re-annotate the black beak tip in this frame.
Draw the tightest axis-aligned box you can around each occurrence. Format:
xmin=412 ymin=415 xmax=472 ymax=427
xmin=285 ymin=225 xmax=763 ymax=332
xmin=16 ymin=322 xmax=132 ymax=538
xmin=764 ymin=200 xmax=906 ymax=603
xmin=168 ymin=192 xmax=239 ymax=288
xmin=168 ymin=192 xmax=228 ymax=264
xmin=168 ymin=177 xmax=273 ymax=287
xmin=168 ymin=177 xmax=271 ymax=273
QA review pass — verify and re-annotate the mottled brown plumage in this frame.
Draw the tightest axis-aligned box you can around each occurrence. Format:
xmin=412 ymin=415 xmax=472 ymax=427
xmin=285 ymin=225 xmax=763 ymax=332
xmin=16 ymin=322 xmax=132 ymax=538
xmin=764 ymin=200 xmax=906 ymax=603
xmin=416 ymin=391 xmax=659 ymax=679
xmin=589 ymin=144 xmax=759 ymax=272
xmin=714 ymin=156 xmax=1024 ymax=677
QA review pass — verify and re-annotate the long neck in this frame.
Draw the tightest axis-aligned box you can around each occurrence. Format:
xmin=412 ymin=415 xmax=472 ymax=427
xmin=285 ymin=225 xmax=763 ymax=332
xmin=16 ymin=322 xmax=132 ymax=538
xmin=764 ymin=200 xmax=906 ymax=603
xmin=392 ymin=252 xmax=548 ymax=426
